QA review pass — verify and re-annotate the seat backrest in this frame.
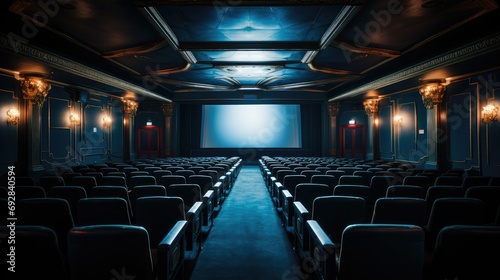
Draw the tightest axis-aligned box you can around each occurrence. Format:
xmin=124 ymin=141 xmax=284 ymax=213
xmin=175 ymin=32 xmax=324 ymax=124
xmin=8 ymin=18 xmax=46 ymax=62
xmin=403 ymin=175 xmax=431 ymax=191
xmin=386 ymin=185 xmax=425 ymax=199
xmin=352 ymin=170 xmax=374 ymax=187
xmin=188 ymin=174 xmax=213 ymax=193
xmin=130 ymin=185 xmax=166 ymax=203
xmin=17 ymin=198 xmax=75 ymax=254
xmin=294 ymin=183 xmax=332 ymax=211
xmin=490 ymin=176 xmax=500 ymax=186
xmin=434 ymin=175 xmax=463 ymax=186
xmin=39 ymin=175 xmax=65 ymax=192
xmin=134 ymin=197 xmax=185 ymax=248
xmin=336 ymin=167 xmax=363 ymax=175
xmin=0 ymin=225 xmax=67 ymax=280
xmin=461 ymin=176 xmax=492 ymax=191
xmin=99 ymin=167 xmax=120 ymax=175
xmin=198 ymin=170 xmax=219 ymax=184
xmin=15 ymin=176 xmax=37 ymax=186
xmin=71 ymin=176 xmax=97 ymax=192
xmin=429 ymin=225 xmax=500 ymax=280
xmin=301 ymin=170 xmax=321 ymax=182
xmin=48 ymin=186 xmax=87 ymax=223
xmin=368 ymin=175 xmax=397 ymax=210
xmin=188 ymin=166 xmax=205 ymax=174
xmin=276 ymin=169 xmax=296 ymax=183
xmin=166 ymin=183 xmax=202 ymax=208
xmin=337 ymin=224 xmax=425 ymax=280
xmin=371 ymin=197 xmax=427 ymax=227
xmin=282 ymin=174 xmax=308 ymax=193
xmin=338 ymin=175 xmax=364 ymax=186
xmin=100 ymin=175 xmax=128 ymax=188
xmin=315 ymin=167 xmax=331 ymax=175
xmin=311 ymin=174 xmax=337 ymax=191
xmin=77 ymin=197 xmax=131 ymax=226
xmin=129 ymin=175 xmax=157 ymax=189
xmin=152 ymin=170 xmax=172 ymax=182
xmin=15 ymin=186 xmax=47 ymax=200
xmin=85 ymin=172 xmax=104 ymax=185
xmin=464 ymin=186 xmax=500 ymax=224
xmin=159 ymin=174 xmax=186 ymax=188
xmin=311 ymin=195 xmax=366 ymax=244
xmin=426 ymin=197 xmax=486 ymax=251
xmin=67 ymin=225 xmax=153 ymax=280
xmin=175 ymin=169 xmax=196 ymax=181
xmin=333 ymin=184 xmax=370 ymax=201
xmin=424 ymin=186 xmax=465 ymax=222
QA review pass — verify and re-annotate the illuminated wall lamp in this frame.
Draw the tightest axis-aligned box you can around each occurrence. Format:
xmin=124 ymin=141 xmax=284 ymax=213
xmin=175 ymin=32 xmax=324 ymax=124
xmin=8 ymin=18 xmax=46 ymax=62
xmin=482 ymin=104 xmax=498 ymax=124
xmin=394 ymin=115 xmax=403 ymax=127
xmin=102 ymin=116 xmax=112 ymax=128
xmin=6 ymin=108 xmax=20 ymax=125
xmin=69 ymin=113 xmax=80 ymax=125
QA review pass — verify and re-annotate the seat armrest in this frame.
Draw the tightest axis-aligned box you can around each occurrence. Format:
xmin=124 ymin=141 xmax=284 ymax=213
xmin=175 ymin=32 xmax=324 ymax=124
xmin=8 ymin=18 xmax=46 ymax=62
xmin=185 ymin=201 xmax=203 ymax=252
xmin=269 ymin=176 xmax=277 ymax=193
xmin=187 ymin=201 xmax=203 ymax=217
xmin=157 ymin=220 xmax=188 ymax=280
xmin=293 ymin=201 xmax=309 ymax=216
xmin=306 ymin=220 xmax=339 ymax=250
xmin=281 ymin=189 xmax=293 ymax=210
xmin=306 ymin=220 xmax=337 ymax=280
xmin=273 ymin=181 xmax=283 ymax=204
xmin=293 ymin=201 xmax=311 ymax=251
xmin=203 ymin=189 xmax=214 ymax=201
xmin=281 ymin=189 xmax=294 ymax=226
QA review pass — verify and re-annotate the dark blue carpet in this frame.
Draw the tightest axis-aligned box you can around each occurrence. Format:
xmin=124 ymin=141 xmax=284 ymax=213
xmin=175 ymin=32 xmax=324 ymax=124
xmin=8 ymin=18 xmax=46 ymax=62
xmin=188 ymin=165 xmax=301 ymax=280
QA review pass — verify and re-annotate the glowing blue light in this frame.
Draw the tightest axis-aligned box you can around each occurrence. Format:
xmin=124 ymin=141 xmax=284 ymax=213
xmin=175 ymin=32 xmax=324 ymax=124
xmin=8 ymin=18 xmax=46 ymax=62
xmin=201 ymin=104 xmax=302 ymax=148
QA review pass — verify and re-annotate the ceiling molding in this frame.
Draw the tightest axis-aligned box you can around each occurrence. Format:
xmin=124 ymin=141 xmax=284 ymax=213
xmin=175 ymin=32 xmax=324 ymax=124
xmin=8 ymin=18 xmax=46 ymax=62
xmin=328 ymin=32 xmax=500 ymax=101
xmin=0 ymin=33 xmax=172 ymax=102
xmin=133 ymin=0 xmax=366 ymax=6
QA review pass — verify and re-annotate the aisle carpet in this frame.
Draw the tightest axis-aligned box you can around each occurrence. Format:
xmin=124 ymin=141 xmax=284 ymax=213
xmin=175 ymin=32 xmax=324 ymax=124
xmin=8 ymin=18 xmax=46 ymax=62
xmin=188 ymin=164 xmax=301 ymax=280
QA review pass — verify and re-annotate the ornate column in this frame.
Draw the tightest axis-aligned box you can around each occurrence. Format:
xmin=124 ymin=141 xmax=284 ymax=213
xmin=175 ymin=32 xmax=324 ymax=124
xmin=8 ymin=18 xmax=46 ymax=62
xmin=363 ymin=97 xmax=380 ymax=160
xmin=122 ymin=99 xmax=138 ymax=162
xmin=419 ymin=79 xmax=447 ymax=171
xmin=162 ymin=102 xmax=174 ymax=157
xmin=328 ymin=102 xmax=340 ymax=157
xmin=17 ymin=75 xmax=51 ymax=175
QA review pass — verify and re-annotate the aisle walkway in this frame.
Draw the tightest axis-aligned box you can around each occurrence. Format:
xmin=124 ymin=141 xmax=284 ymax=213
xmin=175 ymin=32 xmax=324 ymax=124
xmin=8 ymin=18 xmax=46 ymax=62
xmin=188 ymin=165 xmax=301 ymax=279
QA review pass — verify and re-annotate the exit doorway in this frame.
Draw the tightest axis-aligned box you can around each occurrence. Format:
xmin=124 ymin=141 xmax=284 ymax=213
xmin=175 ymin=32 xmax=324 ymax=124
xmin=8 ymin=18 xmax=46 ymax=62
xmin=339 ymin=124 xmax=366 ymax=159
xmin=137 ymin=126 xmax=161 ymax=159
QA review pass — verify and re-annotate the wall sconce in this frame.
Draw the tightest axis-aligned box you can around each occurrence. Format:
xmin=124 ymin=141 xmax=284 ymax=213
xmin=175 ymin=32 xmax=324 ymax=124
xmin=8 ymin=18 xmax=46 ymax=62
xmin=419 ymin=79 xmax=447 ymax=109
xmin=393 ymin=115 xmax=403 ymax=127
xmin=363 ymin=97 xmax=379 ymax=116
xmin=482 ymin=104 xmax=498 ymax=124
xmin=102 ymin=115 xmax=112 ymax=128
xmin=69 ymin=113 xmax=80 ymax=125
xmin=19 ymin=75 xmax=51 ymax=107
xmin=6 ymin=108 xmax=20 ymax=125
xmin=349 ymin=119 xmax=356 ymax=125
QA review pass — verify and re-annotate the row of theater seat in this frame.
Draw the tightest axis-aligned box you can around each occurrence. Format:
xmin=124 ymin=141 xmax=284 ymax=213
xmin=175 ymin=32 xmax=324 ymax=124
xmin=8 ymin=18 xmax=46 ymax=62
xmin=0 ymin=156 xmax=242 ymax=280
xmin=259 ymin=156 xmax=500 ymax=280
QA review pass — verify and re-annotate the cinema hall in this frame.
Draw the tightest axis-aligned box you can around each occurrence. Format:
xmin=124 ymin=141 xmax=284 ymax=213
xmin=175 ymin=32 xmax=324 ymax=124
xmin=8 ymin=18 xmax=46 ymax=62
xmin=1 ymin=1 xmax=500 ymax=279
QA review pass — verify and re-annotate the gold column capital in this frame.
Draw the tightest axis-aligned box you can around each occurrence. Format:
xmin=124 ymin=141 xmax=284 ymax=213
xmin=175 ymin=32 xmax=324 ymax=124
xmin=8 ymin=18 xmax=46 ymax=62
xmin=122 ymin=99 xmax=138 ymax=115
xmin=162 ymin=102 xmax=174 ymax=117
xmin=328 ymin=102 xmax=340 ymax=117
xmin=19 ymin=76 xmax=51 ymax=107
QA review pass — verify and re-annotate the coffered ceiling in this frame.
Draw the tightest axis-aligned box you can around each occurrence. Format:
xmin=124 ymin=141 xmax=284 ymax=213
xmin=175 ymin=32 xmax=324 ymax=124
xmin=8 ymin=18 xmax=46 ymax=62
xmin=1 ymin=0 xmax=499 ymax=103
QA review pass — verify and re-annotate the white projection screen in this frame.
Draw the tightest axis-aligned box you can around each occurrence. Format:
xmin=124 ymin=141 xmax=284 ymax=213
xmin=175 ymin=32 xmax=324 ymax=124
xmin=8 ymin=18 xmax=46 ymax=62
xmin=200 ymin=104 xmax=302 ymax=148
